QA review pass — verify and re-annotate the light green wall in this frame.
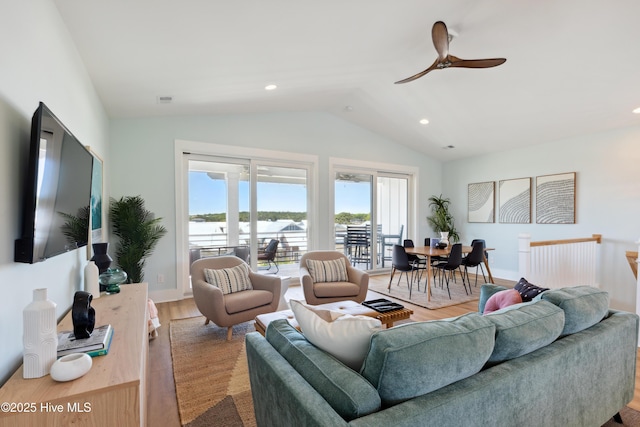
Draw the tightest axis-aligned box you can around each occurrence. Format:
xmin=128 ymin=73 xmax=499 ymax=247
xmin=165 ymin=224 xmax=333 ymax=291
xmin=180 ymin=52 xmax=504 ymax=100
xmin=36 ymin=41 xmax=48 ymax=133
xmin=109 ymin=113 xmax=443 ymax=296
xmin=0 ymin=1 xmax=109 ymax=384
xmin=442 ymin=126 xmax=640 ymax=311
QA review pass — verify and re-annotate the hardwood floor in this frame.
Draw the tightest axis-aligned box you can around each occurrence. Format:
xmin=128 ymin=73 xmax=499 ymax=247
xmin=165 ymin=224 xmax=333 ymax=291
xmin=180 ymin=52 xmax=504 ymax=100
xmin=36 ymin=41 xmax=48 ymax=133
xmin=148 ymin=274 xmax=640 ymax=426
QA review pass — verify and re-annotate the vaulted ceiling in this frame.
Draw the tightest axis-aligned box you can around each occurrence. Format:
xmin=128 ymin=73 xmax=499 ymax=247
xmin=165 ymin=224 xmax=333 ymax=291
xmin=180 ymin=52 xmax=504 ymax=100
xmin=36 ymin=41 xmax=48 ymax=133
xmin=53 ymin=0 xmax=640 ymax=161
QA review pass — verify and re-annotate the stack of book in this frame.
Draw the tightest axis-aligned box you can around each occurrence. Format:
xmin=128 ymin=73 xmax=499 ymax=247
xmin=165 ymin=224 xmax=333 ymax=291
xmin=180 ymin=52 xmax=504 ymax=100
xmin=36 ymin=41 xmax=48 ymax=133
xmin=57 ymin=324 xmax=114 ymax=358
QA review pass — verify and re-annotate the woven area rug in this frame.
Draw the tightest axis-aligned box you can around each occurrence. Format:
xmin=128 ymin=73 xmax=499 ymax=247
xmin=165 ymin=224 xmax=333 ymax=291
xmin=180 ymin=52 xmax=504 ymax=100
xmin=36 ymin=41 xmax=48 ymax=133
xmin=170 ymin=318 xmax=256 ymax=427
xmin=369 ymin=271 xmax=480 ymax=310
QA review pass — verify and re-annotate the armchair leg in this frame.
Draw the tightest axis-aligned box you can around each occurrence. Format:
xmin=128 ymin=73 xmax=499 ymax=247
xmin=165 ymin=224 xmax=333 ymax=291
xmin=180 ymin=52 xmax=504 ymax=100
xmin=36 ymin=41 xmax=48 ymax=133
xmin=227 ymin=326 xmax=233 ymax=341
xmin=204 ymin=318 xmax=210 ymax=325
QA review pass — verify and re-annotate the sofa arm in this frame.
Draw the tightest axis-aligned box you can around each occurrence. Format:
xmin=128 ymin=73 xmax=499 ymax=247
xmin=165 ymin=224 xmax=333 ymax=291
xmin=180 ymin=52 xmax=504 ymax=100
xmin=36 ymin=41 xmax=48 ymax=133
xmin=246 ymin=332 xmax=349 ymax=427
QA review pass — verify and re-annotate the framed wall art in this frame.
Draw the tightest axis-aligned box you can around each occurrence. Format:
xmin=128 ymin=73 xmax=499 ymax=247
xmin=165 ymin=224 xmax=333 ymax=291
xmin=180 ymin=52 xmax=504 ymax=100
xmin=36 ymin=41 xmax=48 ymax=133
xmin=87 ymin=147 xmax=104 ymax=258
xmin=468 ymin=181 xmax=495 ymax=223
xmin=499 ymin=177 xmax=531 ymax=224
xmin=536 ymin=172 xmax=576 ymax=224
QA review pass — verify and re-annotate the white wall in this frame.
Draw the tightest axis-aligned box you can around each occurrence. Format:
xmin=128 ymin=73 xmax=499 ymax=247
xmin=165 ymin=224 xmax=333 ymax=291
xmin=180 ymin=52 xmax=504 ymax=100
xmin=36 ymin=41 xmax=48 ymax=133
xmin=109 ymin=113 xmax=442 ymax=299
xmin=442 ymin=126 xmax=640 ymax=311
xmin=0 ymin=1 xmax=109 ymax=384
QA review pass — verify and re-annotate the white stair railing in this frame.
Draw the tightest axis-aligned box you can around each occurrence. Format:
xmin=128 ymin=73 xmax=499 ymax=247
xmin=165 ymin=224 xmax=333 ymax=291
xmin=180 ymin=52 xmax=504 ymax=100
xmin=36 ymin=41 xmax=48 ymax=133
xmin=518 ymin=234 xmax=602 ymax=289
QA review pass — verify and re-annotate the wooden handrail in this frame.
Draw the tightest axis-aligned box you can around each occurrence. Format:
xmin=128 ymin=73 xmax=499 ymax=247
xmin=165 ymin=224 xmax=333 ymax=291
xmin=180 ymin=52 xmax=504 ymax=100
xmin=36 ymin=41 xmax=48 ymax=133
xmin=530 ymin=234 xmax=602 ymax=247
xmin=626 ymin=250 xmax=638 ymax=279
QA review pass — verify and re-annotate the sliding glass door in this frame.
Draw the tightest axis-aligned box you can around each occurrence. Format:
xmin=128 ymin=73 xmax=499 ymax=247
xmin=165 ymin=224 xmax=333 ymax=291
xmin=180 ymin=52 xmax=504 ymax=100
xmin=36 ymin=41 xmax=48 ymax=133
xmin=334 ymin=169 xmax=410 ymax=272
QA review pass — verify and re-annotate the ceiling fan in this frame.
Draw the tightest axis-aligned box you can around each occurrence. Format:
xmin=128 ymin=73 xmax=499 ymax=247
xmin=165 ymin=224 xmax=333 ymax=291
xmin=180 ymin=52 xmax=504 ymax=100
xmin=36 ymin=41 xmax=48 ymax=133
xmin=394 ymin=21 xmax=506 ymax=84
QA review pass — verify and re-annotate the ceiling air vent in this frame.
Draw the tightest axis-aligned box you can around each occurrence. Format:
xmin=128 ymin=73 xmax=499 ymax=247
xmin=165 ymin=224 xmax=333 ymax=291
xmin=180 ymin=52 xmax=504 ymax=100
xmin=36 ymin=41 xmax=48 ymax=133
xmin=156 ymin=96 xmax=173 ymax=104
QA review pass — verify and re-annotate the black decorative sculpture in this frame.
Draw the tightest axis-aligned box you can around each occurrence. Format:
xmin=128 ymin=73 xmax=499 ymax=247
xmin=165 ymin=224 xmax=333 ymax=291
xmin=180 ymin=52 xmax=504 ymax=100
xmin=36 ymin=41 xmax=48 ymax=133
xmin=72 ymin=291 xmax=95 ymax=339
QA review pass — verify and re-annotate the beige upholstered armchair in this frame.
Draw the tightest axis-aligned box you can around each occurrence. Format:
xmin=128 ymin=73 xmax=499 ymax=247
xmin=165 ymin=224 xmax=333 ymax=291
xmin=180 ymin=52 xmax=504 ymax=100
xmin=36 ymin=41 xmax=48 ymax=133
xmin=191 ymin=256 xmax=282 ymax=340
xmin=299 ymin=251 xmax=369 ymax=305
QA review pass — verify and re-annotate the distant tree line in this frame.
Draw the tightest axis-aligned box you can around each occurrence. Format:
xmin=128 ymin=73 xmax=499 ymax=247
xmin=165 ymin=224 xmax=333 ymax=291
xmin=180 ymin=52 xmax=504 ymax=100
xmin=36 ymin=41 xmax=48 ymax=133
xmin=190 ymin=211 xmax=369 ymax=224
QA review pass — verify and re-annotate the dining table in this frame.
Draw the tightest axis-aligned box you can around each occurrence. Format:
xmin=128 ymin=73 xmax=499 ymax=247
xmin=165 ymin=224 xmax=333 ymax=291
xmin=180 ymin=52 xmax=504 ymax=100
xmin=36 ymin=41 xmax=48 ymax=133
xmin=404 ymin=245 xmax=494 ymax=301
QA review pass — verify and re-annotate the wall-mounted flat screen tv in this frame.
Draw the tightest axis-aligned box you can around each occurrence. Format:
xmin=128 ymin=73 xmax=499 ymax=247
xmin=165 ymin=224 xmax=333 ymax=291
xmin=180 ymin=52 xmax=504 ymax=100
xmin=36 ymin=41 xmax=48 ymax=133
xmin=15 ymin=102 xmax=94 ymax=263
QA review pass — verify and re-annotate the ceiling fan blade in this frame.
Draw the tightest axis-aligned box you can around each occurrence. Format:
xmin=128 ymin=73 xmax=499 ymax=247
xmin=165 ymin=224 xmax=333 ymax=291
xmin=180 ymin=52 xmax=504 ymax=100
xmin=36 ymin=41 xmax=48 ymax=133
xmin=394 ymin=58 xmax=440 ymax=84
xmin=447 ymin=55 xmax=506 ymax=69
xmin=432 ymin=21 xmax=449 ymax=60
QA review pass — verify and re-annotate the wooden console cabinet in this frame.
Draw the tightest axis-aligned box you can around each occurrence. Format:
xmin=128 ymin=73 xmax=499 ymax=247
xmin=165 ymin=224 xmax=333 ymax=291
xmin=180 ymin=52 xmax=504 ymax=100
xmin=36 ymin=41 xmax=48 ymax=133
xmin=0 ymin=284 xmax=149 ymax=427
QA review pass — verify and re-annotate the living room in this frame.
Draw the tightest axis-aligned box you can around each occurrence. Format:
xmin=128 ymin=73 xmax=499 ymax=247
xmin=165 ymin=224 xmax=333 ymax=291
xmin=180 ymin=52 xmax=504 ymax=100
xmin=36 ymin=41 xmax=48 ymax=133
xmin=1 ymin=1 xmax=640 ymax=425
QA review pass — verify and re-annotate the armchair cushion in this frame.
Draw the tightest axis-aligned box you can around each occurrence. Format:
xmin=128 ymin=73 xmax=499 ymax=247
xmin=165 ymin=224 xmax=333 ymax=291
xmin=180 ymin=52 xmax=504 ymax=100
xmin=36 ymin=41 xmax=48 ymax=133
xmin=290 ymin=299 xmax=381 ymax=370
xmin=204 ymin=263 xmax=253 ymax=295
xmin=306 ymin=258 xmax=348 ymax=283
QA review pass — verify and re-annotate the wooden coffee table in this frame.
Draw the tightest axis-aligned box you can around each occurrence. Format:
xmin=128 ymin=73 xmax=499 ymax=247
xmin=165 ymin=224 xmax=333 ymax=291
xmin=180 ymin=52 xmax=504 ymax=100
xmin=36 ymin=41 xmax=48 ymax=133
xmin=254 ymin=300 xmax=413 ymax=336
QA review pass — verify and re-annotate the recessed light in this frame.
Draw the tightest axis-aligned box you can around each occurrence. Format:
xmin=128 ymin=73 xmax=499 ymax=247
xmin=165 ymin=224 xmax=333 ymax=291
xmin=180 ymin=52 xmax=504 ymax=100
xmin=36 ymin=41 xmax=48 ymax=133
xmin=344 ymin=105 xmax=354 ymax=112
xmin=265 ymin=84 xmax=277 ymax=91
xmin=419 ymin=118 xmax=429 ymax=125
xmin=442 ymin=145 xmax=455 ymax=150
xmin=633 ymin=107 xmax=640 ymax=114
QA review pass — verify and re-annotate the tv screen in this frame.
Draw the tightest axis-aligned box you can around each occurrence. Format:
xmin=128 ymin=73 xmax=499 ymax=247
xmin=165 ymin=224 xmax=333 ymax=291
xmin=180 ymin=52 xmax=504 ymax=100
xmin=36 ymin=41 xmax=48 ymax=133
xmin=15 ymin=102 xmax=94 ymax=263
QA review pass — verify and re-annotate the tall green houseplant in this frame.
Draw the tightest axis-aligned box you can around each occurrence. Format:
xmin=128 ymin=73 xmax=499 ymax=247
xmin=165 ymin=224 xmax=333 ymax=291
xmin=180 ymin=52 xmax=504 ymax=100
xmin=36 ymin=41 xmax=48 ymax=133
xmin=427 ymin=195 xmax=460 ymax=243
xmin=109 ymin=196 xmax=167 ymax=283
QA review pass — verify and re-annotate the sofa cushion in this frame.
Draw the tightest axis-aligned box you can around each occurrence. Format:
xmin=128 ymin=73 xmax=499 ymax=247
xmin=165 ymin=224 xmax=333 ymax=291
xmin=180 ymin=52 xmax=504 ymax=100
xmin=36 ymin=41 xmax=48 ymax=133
xmin=514 ymin=277 xmax=549 ymax=301
xmin=203 ymin=263 xmax=252 ymax=294
xmin=483 ymin=289 xmax=523 ymax=314
xmin=484 ymin=300 xmax=565 ymax=364
xmin=360 ymin=313 xmax=495 ymax=406
xmin=290 ymin=299 xmax=382 ymax=370
xmin=540 ymin=286 xmax=609 ymax=336
xmin=478 ymin=283 xmax=509 ymax=313
xmin=265 ymin=319 xmax=381 ymax=421
xmin=306 ymin=258 xmax=348 ymax=283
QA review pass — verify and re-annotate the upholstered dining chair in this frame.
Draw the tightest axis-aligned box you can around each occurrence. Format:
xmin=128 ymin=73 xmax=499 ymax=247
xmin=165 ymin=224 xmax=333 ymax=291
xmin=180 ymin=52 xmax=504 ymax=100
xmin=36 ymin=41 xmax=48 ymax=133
xmin=299 ymin=251 xmax=369 ymax=305
xmin=191 ymin=256 xmax=282 ymax=340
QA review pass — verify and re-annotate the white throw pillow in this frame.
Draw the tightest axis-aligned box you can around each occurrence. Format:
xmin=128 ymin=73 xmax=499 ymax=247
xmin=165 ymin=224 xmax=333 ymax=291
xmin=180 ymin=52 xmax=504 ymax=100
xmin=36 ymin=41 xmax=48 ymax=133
xmin=306 ymin=258 xmax=348 ymax=283
xmin=290 ymin=299 xmax=382 ymax=370
xmin=203 ymin=263 xmax=253 ymax=295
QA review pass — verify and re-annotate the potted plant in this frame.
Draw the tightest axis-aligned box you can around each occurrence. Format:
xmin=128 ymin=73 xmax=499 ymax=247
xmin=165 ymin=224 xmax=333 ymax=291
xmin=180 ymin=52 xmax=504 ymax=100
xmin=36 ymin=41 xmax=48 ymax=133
xmin=426 ymin=195 xmax=460 ymax=243
xmin=109 ymin=196 xmax=167 ymax=283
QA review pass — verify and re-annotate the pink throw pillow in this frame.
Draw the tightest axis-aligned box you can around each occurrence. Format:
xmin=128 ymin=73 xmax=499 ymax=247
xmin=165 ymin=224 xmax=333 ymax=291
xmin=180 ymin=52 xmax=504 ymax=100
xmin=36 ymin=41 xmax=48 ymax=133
xmin=484 ymin=289 xmax=523 ymax=314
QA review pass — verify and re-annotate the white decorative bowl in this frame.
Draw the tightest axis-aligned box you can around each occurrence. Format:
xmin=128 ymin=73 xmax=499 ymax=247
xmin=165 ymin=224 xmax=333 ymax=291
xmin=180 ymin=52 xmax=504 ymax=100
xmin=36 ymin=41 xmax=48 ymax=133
xmin=50 ymin=353 xmax=92 ymax=382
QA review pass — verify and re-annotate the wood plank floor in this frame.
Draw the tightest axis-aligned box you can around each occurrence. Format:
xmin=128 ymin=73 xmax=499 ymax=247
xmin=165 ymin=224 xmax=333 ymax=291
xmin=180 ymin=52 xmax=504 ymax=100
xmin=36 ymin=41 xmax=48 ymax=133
xmin=148 ymin=275 xmax=640 ymax=426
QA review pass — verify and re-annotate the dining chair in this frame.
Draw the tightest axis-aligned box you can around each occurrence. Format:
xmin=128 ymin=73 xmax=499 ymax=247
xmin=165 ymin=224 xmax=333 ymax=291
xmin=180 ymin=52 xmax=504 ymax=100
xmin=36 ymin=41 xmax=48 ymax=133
xmin=433 ymin=243 xmax=467 ymax=299
xmin=462 ymin=240 xmax=486 ymax=287
xmin=388 ymin=244 xmax=418 ymax=298
xmin=404 ymin=239 xmax=427 ymax=290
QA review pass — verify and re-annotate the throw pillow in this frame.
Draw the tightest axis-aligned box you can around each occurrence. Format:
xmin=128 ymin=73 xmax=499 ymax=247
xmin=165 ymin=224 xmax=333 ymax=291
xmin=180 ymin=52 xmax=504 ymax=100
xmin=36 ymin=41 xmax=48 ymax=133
xmin=306 ymin=258 xmax=348 ymax=283
xmin=483 ymin=289 xmax=523 ymax=314
xmin=203 ymin=263 xmax=253 ymax=295
xmin=289 ymin=299 xmax=381 ymax=370
xmin=514 ymin=277 xmax=549 ymax=301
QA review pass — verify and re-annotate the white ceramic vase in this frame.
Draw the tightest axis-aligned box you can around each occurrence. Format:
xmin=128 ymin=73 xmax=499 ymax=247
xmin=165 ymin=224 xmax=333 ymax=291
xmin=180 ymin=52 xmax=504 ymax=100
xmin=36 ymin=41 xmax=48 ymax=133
xmin=84 ymin=260 xmax=100 ymax=299
xmin=439 ymin=232 xmax=450 ymax=247
xmin=23 ymin=288 xmax=57 ymax=379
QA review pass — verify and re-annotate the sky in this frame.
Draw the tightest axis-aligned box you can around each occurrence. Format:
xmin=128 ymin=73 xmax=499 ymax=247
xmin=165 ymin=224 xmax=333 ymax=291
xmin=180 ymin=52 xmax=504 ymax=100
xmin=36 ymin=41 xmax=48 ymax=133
xmin=189 ymin=171 xmax=371 ymax=215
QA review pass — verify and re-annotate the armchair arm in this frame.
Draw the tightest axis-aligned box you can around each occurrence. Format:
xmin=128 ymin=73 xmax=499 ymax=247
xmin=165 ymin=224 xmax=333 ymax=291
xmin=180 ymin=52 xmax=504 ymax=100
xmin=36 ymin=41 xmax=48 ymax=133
xmin=249 ymin=272 xmax=282 ymax=305
xmin=192 ymin=279 xmax=226 ymax=322
xmin=346 ymin=265 xmax=368 ymax=288
xmin=299 ymin=266 xmax=316 ymax=302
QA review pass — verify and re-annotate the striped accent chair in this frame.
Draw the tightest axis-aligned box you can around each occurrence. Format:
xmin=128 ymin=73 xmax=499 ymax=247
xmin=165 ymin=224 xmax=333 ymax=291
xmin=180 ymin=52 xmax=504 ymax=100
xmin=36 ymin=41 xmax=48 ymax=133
xmin=299 ymin=251 xmax=369 ymax=305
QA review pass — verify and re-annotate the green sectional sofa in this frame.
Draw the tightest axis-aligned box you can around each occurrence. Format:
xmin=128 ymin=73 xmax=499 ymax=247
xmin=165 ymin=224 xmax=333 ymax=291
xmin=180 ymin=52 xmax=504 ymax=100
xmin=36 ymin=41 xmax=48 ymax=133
xmin=246 ymin=285 xmax=638 ymax=427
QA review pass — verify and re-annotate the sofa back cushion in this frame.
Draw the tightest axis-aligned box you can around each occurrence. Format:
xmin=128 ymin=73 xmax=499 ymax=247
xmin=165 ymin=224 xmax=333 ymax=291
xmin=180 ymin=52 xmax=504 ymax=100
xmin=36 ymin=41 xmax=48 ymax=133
xmin=484 ymin=300 xmax=565 ymax=364
xmin=360 ymin=313 xmax=495 ymax=406
xmin=265 ymin=319 xmax=381 ymax=421
xmin=540 ymin=286 xmax=609 ymax=336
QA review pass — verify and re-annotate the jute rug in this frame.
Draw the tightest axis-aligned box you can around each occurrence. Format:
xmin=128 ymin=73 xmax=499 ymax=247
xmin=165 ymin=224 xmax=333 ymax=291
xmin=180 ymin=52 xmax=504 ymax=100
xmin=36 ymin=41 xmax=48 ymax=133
xmin=170 ymin=317 xmax=256 ymax=427
xmin=369 ymin=271 xmax=480 ymax=310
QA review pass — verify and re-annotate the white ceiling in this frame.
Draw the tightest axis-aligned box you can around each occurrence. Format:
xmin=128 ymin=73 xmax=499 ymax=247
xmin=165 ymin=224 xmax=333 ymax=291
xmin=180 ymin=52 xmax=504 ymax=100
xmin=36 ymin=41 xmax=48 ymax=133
xmin=53 ymin=0 xmax=640 ymax=162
